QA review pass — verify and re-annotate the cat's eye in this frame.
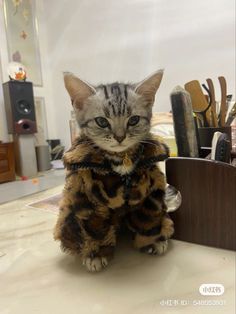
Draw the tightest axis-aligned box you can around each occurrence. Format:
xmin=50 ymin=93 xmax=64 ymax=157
xmin=95 ymin=117 xmax=110 ymax=128
xmin=128 ymin=115 xmax=140 ymax=126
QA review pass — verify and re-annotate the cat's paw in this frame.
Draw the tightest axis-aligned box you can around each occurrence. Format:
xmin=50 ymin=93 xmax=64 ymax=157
xmin=140 ymin=240 xmax=168 ymax=256
xmin=154 ymin=240 xmax=168 ymax=255
xmin=82 ymin=257 xmax=108 ymax=272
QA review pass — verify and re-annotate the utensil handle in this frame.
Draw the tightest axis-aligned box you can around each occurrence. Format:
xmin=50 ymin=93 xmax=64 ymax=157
xmin=218 ymin=76 xmax=227 ymax=126
xmin=226 ymin=102 xmax=236 ymax=126
xmin=206 ymin=78 xmax=218 ymax=127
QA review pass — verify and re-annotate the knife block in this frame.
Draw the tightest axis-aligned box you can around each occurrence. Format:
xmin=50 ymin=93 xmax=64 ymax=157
xmin=166 ymin=157 xmax=236 ymax=251
xmin=198 ymin=126 xmax=232 ymax=147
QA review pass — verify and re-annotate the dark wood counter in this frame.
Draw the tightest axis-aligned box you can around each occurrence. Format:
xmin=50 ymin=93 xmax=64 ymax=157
xmin=166 ymin=157 xmax=236 ymax=251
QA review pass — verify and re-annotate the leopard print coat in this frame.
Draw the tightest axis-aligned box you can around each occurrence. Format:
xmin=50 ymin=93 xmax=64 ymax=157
xmin=54 ymin=134 xmax=174 ymax=265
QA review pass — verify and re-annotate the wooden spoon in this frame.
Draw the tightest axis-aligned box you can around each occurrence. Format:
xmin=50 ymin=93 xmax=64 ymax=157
xmin=185 ymin=80 xmax=211 ymax=127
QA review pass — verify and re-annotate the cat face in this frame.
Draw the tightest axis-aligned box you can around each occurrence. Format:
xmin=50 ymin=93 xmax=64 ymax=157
xmin=64 ymin=70 xmax=163 ymax=153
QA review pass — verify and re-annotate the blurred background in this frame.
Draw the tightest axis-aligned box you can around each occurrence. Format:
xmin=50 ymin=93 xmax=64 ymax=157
xmin=0 ymin=0 xmax=235 ymax=149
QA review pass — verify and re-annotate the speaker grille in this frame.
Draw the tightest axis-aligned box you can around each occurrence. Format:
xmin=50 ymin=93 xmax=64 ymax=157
xmin=16 ymin=100 xmax=32 ymax=115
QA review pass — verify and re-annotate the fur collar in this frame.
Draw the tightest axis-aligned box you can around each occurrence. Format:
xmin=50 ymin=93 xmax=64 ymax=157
xmin=63 ymin=134 xmax=169 ymax=174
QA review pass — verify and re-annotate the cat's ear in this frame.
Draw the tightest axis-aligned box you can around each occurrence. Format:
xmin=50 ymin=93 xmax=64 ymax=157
xmin=134 ymin=69 xmax=164 ymax=104
xmin=63 ymin=72 xmax=96 ymax=109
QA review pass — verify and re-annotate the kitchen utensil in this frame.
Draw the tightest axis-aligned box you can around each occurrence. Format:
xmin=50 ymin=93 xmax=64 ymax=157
xmin=211 ymin=132 xmax=231 ymax=163
xmin=211 ymin=132 xmax=222 ymax=159
xmin=206 ymin=78 xmax=218 ymax=127
xmin=170 ymin=86 xmax=199 ymax=157
xmin=202 ymin=83 xmax=215 ymax=127
xmin=226 ymin=102 xmax=236 ymax=126
xmin=226 ymin=95 xmax=232 ymax=118
xmin=185 ymin=80 xmax=211 ymax=127
xmin=218 ymin=76 xmax=227 ymax=126
xmin=198 ymin=126 xmax=232 ymax=148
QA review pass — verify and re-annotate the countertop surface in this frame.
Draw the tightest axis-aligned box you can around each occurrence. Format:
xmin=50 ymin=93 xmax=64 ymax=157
xmin=0 ymin=186 xmax=235 ymax=314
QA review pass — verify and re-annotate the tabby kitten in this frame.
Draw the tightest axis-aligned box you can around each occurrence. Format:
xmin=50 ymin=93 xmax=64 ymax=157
xmin=54 ymin=70 xmax=175 ymax=272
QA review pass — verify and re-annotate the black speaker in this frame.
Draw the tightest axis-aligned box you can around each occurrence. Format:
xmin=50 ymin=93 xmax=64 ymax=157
xmin=3 ymin=81 xmax=37 ymax=134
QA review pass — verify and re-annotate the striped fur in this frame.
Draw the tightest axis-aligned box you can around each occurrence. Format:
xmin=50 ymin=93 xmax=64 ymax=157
xmin=63 ymin=70 xmax=163 ymax=153
xmin=54 ymin=134 xmax=174 ymax=271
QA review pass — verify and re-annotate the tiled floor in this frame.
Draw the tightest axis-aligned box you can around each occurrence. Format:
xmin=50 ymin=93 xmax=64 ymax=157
xmin=0 ymin=186 xmax=235 ymax=314
xmin=0 ymin=169 xmax=65 ymax=204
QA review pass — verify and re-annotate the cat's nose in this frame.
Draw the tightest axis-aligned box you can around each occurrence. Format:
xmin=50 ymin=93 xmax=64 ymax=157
xmin=114 ymin=134 xmax=126 ymax=143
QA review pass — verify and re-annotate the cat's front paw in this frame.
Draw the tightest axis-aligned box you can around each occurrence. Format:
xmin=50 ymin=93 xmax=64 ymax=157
xmin=140 ymin=240 xmax=168 ymax=255
xmin=82 ymin=257 xmax=108 ymax=272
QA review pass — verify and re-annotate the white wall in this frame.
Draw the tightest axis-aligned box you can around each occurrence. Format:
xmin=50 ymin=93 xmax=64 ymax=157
xmin=1 ymin=0 xmax=235 ymax=149
xmin=42 ymin=0 xmax=235 ymax=149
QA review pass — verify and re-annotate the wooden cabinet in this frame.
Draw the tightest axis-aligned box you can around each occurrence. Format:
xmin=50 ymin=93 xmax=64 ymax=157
xmin=0 ymin=142 xmax=15 ymax=183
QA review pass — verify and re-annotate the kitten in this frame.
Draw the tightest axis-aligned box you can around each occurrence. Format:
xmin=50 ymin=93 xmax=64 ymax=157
xmin=54 ymin=70 xmax=175 ymax=272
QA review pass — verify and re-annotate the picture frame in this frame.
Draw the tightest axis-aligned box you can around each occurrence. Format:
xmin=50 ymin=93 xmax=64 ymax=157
xmin=3 ymin=0 xmax=43 ymax=86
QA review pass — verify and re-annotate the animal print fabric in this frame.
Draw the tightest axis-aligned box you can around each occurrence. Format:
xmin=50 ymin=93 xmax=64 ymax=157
xmin=54 ymin=134 xmax=174 ymax=270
